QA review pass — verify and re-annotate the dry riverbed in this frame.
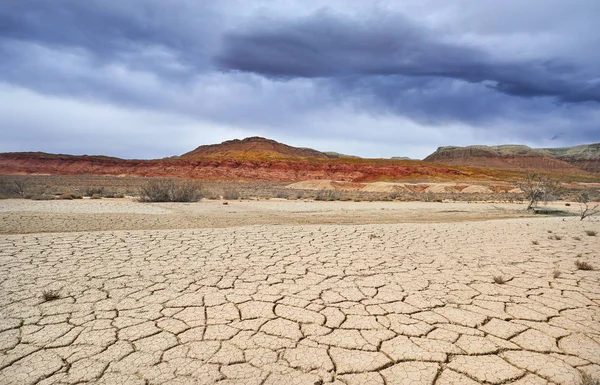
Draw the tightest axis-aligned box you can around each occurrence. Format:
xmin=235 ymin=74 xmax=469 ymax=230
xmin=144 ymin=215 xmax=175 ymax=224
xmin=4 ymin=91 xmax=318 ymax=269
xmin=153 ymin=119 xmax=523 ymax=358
xmin=0 ymin=199 xmax=598 ymax=384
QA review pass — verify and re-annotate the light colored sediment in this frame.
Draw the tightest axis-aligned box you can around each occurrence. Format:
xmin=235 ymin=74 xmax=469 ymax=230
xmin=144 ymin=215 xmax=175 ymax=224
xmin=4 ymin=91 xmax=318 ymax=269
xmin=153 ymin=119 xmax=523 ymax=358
xmin=0 ymin=199 xmax=559 ymax=234
xmin=0 ymin=200 xmax=598 ymax=384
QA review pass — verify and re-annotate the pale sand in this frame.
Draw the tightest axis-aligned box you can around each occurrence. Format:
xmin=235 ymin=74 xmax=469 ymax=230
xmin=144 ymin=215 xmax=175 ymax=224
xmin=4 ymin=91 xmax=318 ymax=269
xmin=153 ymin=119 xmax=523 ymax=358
xmin=0 ymin=199 xmax=568 ymax=234
xmin=0 ymin=199 xmax=598 ymax=384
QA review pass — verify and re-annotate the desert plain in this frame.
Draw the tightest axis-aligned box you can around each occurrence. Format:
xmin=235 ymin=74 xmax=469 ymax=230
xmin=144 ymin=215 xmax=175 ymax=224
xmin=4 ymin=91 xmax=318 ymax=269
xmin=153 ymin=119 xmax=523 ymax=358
xmin=0 ymin=198 xmax=599 ymax=385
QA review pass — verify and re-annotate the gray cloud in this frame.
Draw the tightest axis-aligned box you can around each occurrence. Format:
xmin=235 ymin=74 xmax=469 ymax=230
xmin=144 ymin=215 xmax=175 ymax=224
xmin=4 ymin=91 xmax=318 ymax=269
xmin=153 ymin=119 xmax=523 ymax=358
xmin=216 ymin=10 xmax=600 ymax=104
xmin=0 ymin=1 xmax=598 ymax=159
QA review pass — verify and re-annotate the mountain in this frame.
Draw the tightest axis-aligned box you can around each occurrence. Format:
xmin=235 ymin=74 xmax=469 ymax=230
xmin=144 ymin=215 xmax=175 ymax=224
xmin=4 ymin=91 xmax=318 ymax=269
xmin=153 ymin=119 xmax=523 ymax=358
xmin=181 ymin=137 xmax=329 ymax=159
xmin=423 ymin=144 xmax=600 ymax=174
xmin=538 ymin=143 xmax=600 ymax=173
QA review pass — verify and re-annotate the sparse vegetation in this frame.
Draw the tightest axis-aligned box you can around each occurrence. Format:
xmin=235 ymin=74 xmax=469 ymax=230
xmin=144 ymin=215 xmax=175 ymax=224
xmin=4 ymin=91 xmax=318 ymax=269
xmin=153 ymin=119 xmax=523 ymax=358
xmin=57 ymin=192 xmax=83 ymax=200
xmin=518 ymin=173 xmax=561 ymax=211
xmin=138 ymin=179 xmax=203 ymax=202
xmin=580 ymin=371 xmax=600 ymax=385
xmin=42 ymin=290 xmax=60 ymax=302
xmin=577 ymin=193 xmax=600 ymax=221
xmin=575 ymin=260 xmax=594 ymax=271
xmin=0 ymin=179 xmax=28 ymax=198
xmin=531 ymin=240 xmax=539 ymax=245
xmin=549 ymin=234 xmax=563 ymax=240
xmin=223 ymin=189 xmax=240 ymax=200
xmin=315 ymin=190 xmax=340 ymax=201
xmin=493 ymin=275 xmax=507 ymax=284
xmin=585 ymin=230 xmax=597 ymax=236
xmin=553 ymin=269 xmax=561 ymax=278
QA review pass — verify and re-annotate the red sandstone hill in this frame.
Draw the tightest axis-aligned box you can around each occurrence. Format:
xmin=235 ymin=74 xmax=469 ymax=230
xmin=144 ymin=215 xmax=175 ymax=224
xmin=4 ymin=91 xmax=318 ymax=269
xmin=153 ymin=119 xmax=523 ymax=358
xmin=424 ymin=144 xmax=600 ymax=175
xmin=182 ymin=137 xmax=329 ymax=159
xmin=1 ymin=138 xmax=598 ymax=182
xmin=0 ymin=151 xmax=473 ymax=182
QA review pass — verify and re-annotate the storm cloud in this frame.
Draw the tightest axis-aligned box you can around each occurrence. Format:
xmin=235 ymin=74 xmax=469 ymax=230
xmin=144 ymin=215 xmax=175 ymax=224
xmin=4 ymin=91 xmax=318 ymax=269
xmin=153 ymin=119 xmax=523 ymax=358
xmin=0 ymin=0 xmax=598 ymax=159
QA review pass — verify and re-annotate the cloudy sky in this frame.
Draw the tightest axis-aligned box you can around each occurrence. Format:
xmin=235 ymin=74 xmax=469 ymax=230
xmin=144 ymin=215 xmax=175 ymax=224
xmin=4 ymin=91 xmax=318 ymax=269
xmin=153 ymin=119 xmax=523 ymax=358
xmin=1 ymin=0 xmax=599 ymax=159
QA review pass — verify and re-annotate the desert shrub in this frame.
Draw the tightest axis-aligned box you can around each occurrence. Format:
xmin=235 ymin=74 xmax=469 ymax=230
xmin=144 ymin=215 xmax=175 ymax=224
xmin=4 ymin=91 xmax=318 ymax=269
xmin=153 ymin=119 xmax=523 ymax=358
xmin=532 ymin=240 xmax=539 ymax=245
xmin=0 ymin=179 xmax=28 ymax=198
xmin=518 ymin=173 xmax=561 ymax=211
xmin=585 ymin=230 xmax=597 ymax=236
xmin=223 ymin=189 xmax=240 ymax=200
xmin=493 ymin=275 xmax=506 ymax=284
xmin=575 ymin=260 xmax=594 ymax=271
xmin=315 ymin=190 xmax=340 ymax=201
xmin=139 ymin=179 xmax=202 ymax=202
xmin=85 ymin=187 xmax=105 ymax=197
xmin=205 ymin=192 xmax=220 ymax=200
xmin=42 ymin=290 xmax=60 ymax=302
xmin=552 ymin=270 xmax=561 ymax=278
xmin=581 ymin=371 xmax=600 ymax=385
xmin=57 ymin=192 xmax=82 ymax=200
xmin=31 ymin=194 xmax=54 ymax=200
xmin=577 ymin=193 xmax=600 ymax=221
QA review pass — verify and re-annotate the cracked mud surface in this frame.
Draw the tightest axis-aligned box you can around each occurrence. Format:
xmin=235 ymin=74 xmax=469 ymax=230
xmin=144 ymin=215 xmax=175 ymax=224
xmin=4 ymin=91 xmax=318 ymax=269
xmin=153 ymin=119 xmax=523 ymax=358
xmin=0 ymin=201 xmax=599 ymax=384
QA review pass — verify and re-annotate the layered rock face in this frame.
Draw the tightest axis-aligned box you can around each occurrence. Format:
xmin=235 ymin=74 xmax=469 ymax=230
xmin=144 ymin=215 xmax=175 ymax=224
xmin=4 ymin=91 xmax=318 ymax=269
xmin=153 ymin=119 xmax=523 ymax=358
xmin=424 ymin=144 xmax=600 ymax=174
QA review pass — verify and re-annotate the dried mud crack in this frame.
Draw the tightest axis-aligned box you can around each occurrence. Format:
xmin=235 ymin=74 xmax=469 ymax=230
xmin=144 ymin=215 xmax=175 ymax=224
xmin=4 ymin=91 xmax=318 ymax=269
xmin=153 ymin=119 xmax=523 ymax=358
xmin=0 ymin=201 xmax=598 ymax=384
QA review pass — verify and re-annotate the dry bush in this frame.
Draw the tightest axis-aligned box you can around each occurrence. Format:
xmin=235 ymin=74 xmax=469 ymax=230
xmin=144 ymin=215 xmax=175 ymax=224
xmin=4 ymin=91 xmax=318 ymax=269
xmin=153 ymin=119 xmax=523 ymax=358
xmin=85 ymin=187 xmax=105 ymax=197
xmin=518 ymin=173 xmax=561 ymax=211
xmin=42 ymin=290 xmax=60 ymax=302
xmin=577 ymin=193 xmax=600 ymax=221
xmin=139 ymin=179 xmax=202 ymax=202
xmin=531 ymin=240 xmax=539 ymax=245
xmin=493 ymin=275 xmax=507 ymax=284
xmin=315 ymin=190 xmax=340 ymax=201
xmin=0 ymin=179 xmax=28 ymax=198
xmin=223 ymin=189 xmax=240 ymax=200
xmin=552 ymin=270 xmax=561 ymax=278
xmin=585 ymin=230 xmax=597 ymax=237
xmin=581 ymin=371 xmax=600 ymax=385
xmin=575 ymin=260 xmax=594 ymax=271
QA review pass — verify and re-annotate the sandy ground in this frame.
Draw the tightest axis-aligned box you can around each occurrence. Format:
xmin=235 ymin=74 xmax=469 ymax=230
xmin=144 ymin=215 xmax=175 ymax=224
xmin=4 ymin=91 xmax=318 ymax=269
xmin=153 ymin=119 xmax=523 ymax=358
xmin=0 ymin=199 xmax=599 ymax=384
xmin=0 ymin=199 xmax=552 ymax=234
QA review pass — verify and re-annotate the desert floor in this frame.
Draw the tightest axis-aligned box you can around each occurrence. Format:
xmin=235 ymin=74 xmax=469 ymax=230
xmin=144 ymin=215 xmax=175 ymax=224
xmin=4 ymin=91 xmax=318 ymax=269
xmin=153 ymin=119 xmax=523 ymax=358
xmin=0 ymin=199 xmax=599 ymax=384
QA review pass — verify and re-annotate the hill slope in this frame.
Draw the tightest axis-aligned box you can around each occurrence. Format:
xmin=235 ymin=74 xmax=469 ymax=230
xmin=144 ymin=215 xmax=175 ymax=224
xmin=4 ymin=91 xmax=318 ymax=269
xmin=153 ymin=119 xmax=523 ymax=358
xmin=181 ymin=137 xmax=329 ymax=159
xmin=424 ymin=144 xmax=600 ymax=174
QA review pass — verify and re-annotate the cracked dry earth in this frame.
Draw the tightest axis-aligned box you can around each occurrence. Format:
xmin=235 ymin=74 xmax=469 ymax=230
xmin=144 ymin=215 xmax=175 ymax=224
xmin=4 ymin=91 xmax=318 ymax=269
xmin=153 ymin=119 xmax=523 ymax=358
xmin=0 ymin=216 xmax=599 ymax=384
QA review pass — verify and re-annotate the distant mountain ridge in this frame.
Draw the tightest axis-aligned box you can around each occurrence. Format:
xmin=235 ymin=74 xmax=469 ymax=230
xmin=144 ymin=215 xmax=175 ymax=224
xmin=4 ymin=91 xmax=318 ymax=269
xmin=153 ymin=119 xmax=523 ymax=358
xmin=424 ymin=143 xmax=600 ymax=174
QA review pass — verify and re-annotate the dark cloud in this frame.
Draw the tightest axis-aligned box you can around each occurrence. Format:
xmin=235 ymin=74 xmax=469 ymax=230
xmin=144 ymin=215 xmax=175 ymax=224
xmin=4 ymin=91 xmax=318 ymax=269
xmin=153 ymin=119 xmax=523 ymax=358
xmin=0 ymin=1 xmax=598 ymax=159
xmin=216 ymin=10 xmax=600 ymax=104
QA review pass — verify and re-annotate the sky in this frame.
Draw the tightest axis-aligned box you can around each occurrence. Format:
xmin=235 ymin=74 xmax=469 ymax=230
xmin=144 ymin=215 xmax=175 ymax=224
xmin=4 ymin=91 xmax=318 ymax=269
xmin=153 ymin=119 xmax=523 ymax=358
xmin=1 ymin=0 xmax=599 ymax=160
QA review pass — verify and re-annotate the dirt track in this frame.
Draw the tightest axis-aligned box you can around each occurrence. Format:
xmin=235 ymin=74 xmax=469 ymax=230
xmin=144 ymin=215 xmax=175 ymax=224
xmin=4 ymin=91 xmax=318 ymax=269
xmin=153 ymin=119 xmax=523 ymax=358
xmin=0 ymin=200 xmax=599 ymax=384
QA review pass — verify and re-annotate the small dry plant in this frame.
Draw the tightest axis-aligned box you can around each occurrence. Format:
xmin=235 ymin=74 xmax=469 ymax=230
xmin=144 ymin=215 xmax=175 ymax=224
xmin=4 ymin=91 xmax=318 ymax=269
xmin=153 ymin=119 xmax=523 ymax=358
xmin=575 ymin=260 xmax=594 ymax=271
xmin=42 ymin=290 xmax=60 ymax=302
xmin=532 ymin=240 xmax=539 ymax=245
xmin=580 ymin=371 xmax=600 ymax=385
xmin=577 ymin=193 xmax=600 ymax=221
xmin=493 ymin=275 xmax=506 ymax=284
xmin=552 ymin=269 xmax=561 ymax=278
xmin=585 ymin=230 xmax=597 ymax=236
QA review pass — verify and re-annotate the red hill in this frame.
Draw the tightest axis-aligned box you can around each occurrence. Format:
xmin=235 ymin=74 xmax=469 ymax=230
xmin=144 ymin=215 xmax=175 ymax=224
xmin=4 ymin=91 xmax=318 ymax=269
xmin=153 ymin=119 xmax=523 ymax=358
xmin=181 ymin=137 xmax=329 ymax=160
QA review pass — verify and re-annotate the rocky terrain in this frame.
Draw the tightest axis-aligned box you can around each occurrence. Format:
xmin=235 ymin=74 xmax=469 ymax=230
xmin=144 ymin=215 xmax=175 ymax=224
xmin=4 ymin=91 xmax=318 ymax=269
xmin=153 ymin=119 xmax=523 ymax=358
xmin=424 ymin=144 xmax=600 ymax=174
xmin=1 ymin=138 xmax=598 ymax=184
